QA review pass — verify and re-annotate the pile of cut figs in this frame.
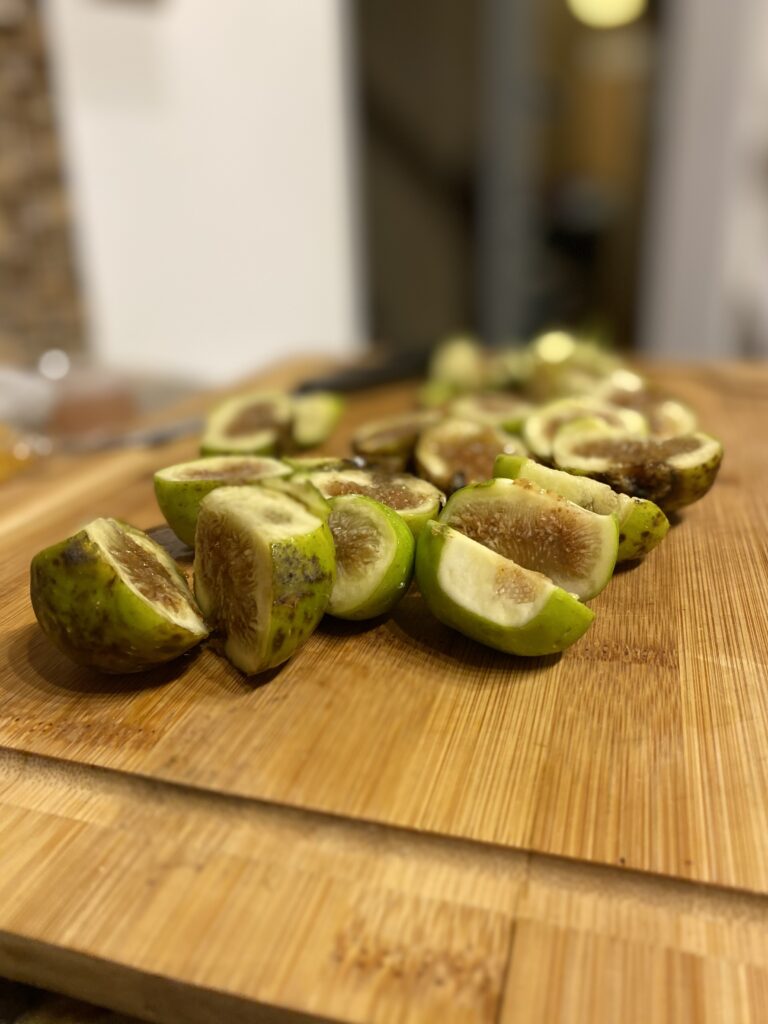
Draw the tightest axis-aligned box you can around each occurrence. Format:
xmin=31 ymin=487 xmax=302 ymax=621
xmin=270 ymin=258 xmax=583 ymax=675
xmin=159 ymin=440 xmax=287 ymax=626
xmin=30 ymin=334 xmax=723 ymax=675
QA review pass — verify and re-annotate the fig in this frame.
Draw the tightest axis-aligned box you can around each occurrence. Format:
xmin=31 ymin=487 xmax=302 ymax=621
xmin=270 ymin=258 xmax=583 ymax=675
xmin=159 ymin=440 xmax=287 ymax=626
xmin=258 ymin=475 xmax=331 ymax=521
xmin=154 ymin=455 xmax=290 ymax=547
xmin=305 ymin=467 xmax=444 ymax=537
xmin=428 ymin=333 xmax=486 ymax=392
xmin=194 ymin=487 xmax=335 ymax=675
xmin=494 ymin=454 xmax=669 ymax=562
xmin=414 ymin=418 xmax=526 ymax=493
xmin=448 ymin=392 xmax=534 ymax=433
xmin=552 ymin=421 xmax=724 ymax=512
xmin=327 ymin=494 xmax=415 ymax=620
xmin=200 ymin=391 xmax=293 ymax=456
xmin=290 ymin=391 xmax=344 ymax=448
xmin=439 ymin=477 xmax=618 ymax=600
xmin=351 ymin=410 xmax=441 ymax=469
xmin=416 ymin=522 xmax=594 ymax=656
xmin=30 ymin=518 xmax=208 ymax=673
xmin=522 ymin=396 xmax=648 ymax=462
xmin=283 ymin=455 xmax=362 ymax=472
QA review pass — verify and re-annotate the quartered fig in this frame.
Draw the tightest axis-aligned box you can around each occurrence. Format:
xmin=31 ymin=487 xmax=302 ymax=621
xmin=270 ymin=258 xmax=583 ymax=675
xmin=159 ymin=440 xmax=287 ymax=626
xmin=305 ymin=467 xmax=444 ymax=537
xmin=351 ymin=410 xmax=441 ymax=469
xmin=439 ymin=477 xmax=618 ymax=600
xmin=194 ymin=487 xmax=335 ymax=675
xmin=552 ymin=422 xmax=724 ymax=512
xmin=30 ymin=518 xmax=208 ymax=673
xmin=416 ymin=522 xmax=594 ymax=656
xmin=258 ymin=475 xmax=331 ymax=521
xmin=448 ymin=392 xmax=534 ymax=432
xmin=200 ymin=391 xmax=293 ymax=456
xmin=154 ymin=455 xmax=290 ymax=546
xmin=414 ymin=418 xmax=526 ymax=493
xmin=327 ymin=494 xmax=415 ymax=620
xmin=494 ymin=453 xmax=669 ymax=562
xmin=522 ymin=396 xmax=648 ymax=461
xmin=290 ymin=391 xmax=344 ymax=449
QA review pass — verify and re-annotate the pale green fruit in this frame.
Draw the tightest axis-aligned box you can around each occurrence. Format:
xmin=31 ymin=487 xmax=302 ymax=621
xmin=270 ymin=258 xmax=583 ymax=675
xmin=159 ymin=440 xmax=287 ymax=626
xmin=305 ymin=467 xmax=444 ymax=537
xmin=416 ymin=522 xmax=594 ymax=656
xmin=522 ymin=396 xmax=648 ymax=461
xmin=291 ymin=391 xmax=344 ymax=448
xmin=352 ymin=410 xmax=441 ymax=468
xmin=200 ymin=391 xmax=293 ymax=456
xmin=552 ymin=420 xmax=723 ymax=512
xmin=414 ymin=418 xmax=526 ymax=494
xmin=30 ymin=518 xmax=208 ymax=673
xmin=194 ymin=488 xmax=335 ymax=675
xmin=282 ymin=455 xmax=361 ymax=472
xmin=428 ymin=333 xmax=486 ymax=391
xmin=327 ymin=495 xmax=415 ymax=619
xmin=448 ymin=392 xmax=534 ymax=433
xmin=493 ymin=453 xmax=669 ymax=562
xmin=258 ymin=475 xmax=331 ymax=521
xmin=154 ymin=455 xmax=290 ymax=546
xmin=439 ymin=477 xmax=618 ymax=601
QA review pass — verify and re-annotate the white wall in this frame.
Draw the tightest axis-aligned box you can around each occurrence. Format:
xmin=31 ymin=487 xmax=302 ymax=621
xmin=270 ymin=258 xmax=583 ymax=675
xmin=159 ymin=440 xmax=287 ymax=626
xmin=45 ymin=0 xmax=363 ymax=382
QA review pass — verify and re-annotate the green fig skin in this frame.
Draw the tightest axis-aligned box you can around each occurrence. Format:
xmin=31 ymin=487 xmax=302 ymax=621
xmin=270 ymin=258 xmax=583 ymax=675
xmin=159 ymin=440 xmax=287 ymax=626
xmin=194 ymin=489 xmax=336 ymax=675
xmin=30 ymin=525 xmax=208 ymax=673
xmin=154 ymin=457 xmax=290 ymax=547
xmin=493 ymin=453 xmax=669 ymax=562
xmin=416 ymin=522 xmax=594 ymax=657
xmin=291 ymin=392 xmax=345 ymax=449
xmin=327 ymin=495 xmax=415 ymax=620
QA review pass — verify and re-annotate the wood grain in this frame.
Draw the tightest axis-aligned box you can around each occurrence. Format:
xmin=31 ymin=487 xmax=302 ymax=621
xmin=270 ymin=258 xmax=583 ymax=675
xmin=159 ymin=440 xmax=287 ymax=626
xmin=0 ymin=358 xmax=767 ymax=1022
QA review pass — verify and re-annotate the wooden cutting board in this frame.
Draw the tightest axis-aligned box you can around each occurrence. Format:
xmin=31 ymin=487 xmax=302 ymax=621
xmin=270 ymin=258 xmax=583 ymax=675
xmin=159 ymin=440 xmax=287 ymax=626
xmin=0 ymin=359 xmax=767 ymax=1024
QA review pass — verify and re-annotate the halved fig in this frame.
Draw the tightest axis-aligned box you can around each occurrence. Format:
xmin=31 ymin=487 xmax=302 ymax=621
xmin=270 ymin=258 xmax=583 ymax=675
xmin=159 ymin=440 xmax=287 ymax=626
xmin=494 ymin=453 xmax=669 ymax=562
xmin=351 ymin=410 xmax=442 ymax=468
xmin=524 ymin=334 xmax=623 ymax=401
xmin=154 ymin=455 xmax=290 ymax=546
xmin=439 ymin=477 xmax=618 ymax=600
xmin=327 ymin=494 xmax=415 ymax=619
xmin=30 ymin=518 xmax=208 ymax=673
xmin=194 ymin=487 xmax=335 ymax=675
xmin=552 ymin=422 xmax=724 ymax=511
xmin=200 ymin=391 xmax=293 ymax=456
xmin=448 ymin=392 xmax=534 ymax=432
xmin=416 ymin=522 xmax=594 ymax=656
xmin=305 ymin=467 xmax=444 ymax=537
xmin=258 ymin=475 xmax=331 ymax=521
xmin=522 ymin=396 xmax=648 ymax=461
xmin=290 ymin=391 xmax=344 ymax=449
xmin=415 ymin=418 xmax=526 ymax=493
xmin=282 ymin=455 xmax=363 ymax=472
xmin=594 ymin=378 xmax=699 ymax=439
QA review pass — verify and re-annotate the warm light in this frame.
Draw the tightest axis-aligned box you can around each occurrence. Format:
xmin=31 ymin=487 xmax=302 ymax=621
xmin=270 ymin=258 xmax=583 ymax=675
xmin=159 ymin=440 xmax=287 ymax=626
xmin=534 ymin=331 xmax=576 ymax=365
xmin=38 ymin=348 xmax=71 ymax=381
xmin=609 ymin=369 xmax=645 ymax=392
xmin=566 ymin=0 xmax=646 ymax=29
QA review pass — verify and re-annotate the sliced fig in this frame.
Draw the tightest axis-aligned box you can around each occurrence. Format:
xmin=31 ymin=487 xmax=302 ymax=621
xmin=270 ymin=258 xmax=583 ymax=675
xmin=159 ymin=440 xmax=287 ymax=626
xmin=552 ymin=422 xmax=724 ymax=511
xmin=351 ymin=409 xmax=441 ymax=466
xmin=282 ymin=455 xmax=363 ymax=472
xmin=439 ymin=477 xmax=618 ymax=600
xmin=494 ymin=453 xmax=669 ymax=562
xmin=428 ymin=333 xmax=486 ymax=392
xmin=194 ymin=487 xmax=335 ymax=675
xmin=415 ymin=418 xmax=526 ymax=493
xmin=416 ymin=522 xmax=594 ymax=656
xmin=305 ymin=467 xmax=444 ymax=537
xmin=448 ymin=392 xmax=534 ymax=432
xmin=258 ymin=475 xmax=331 ymax=521
xmin=327 ymin=494 xmax=415 ymax=620
xmin=290 ymin=391 xmax=344 ymax=449
xmin=30 ymin=518 xmax=208 ymax=673
xmin=522 ymin=396 xmax=648 ymax=461
xmin=595 ymin=378 xmax=699 ymax=439
xmin=154 ymin=455 xmax=290 ymax=546
xmin=200 ymin=391 xmax=293 ymax=456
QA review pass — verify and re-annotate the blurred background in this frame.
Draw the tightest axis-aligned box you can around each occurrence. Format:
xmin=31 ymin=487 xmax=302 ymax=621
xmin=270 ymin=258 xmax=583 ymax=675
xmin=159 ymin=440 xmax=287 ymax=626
xmin=0 ymin=0 xmax=766 ymax=437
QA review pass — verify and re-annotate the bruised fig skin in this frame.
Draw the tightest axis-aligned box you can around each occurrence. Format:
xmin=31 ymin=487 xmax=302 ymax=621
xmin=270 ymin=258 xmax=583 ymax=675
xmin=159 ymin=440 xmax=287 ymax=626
xmin=552 ymin=423 xmax=723 ymax=511
xmin=30 ymin=518 xmax=208 ymax=673
xmin=154 ymin=455 xmax=290 ymax=546
xmin=307 ymin=467 xmax=445 ymax=537
xmin=439 ymin=477 xmax=619 ymax=601
xmin=493 ymin=453 xmax=669 ymax=562
xmin=415 ymin=418 xmax=526 ymax=493
xmin=200 ymin=391 xmax=293 ymax=456
xmin=327 ymin=494 xmax=415 ymax=620
xmin=416 ymin=522 xmax=594 ymax=657
xmin=194 ymin=487 xmax=335 ymax=675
